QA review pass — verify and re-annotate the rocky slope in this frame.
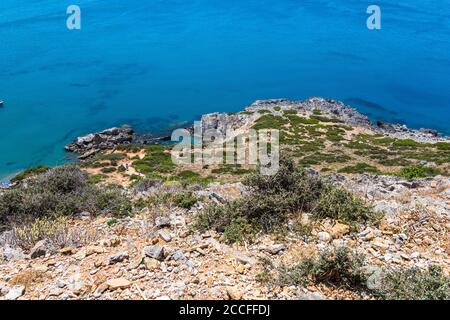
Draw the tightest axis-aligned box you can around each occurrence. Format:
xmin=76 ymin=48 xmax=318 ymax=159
xmin=1 ymin=98 xmax=449 ymax=300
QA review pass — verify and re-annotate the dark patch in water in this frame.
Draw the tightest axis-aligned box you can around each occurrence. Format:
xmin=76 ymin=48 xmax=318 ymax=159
xmin=69 ymin=83 xmax=90 ymax=88
xmin=88 ymin=102 xmax=109 ymax=114
xmin=345 ymin=98 xmax=398 ymax=116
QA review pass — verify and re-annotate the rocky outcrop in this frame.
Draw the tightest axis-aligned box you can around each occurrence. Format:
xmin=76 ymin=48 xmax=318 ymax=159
xmin=375 ymin=121 xmax=448 ymax=143
xmin=245 ymin=97 xmax=373 ymax=128
xmin=200 ymin=97 xmax=449 ymax=144
xmin=65 ymin=127 xmax=135 ymax=159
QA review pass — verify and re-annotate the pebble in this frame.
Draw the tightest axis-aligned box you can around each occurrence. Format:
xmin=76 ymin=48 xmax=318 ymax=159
xmin=265 ymin=244 xmax=286 ymax=255
xmin=158 ymin=230 xmax=172 ymax=242
xmin=155 ymin=216 xmax=171 ymax=228
xmin=143 ymin=245 xmax=165 ymax=261
xmin=109 ymin=252 xmax=130 ymax=264
xmin=5 ymin=285 xmax=25 ymax=300
xmin=106 ymin=278 xmax=131 ymax=290
xmin=226 ymin=287 xmax=243 ymax=300
xmin=317 ymin=232 xmax=331 ymax=243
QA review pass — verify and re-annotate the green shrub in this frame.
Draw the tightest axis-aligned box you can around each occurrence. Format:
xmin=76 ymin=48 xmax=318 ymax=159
xmin=132 ymin=145 xmax=175 ymax=174
xmin=11 ymin=165 xmax=50 ymax=183
xmin=283 ymin=110 xmax=297 ymax=115
xmin=252 ymin=115 xmax=288 ymax=130
xmin=0 ymin=166 xmax=133 ymax=224
xmin=260 ymin=246 xmax=449 ymax=300
xmin=101 ymin=167 xmax=116 ymax=174
xmin=338 ymin=163 xmax=380 ymax=174
xmin=393 ymin=139 xmax=421 ymax=148
xmin=172 ymin=192 xmax=200 ymax=209
xmin=376 ymin=265 xmax=450 ymax=300
xmin=277 ymin=247 xmax=367 ymax=290
xmin=313 ymin=184 xmax=380 ymax=227
xmin=107 ymin=218 xmax=118 ymax=227
xmin=89 ymin=174 xmax=107 ymax=184
xmin=196 ymin=157 xmax=377 ymax=242
xmin=397 ymin=165 xmax=440 ymax=179
xmin=287 ymin=115 xmax=319 ymax=125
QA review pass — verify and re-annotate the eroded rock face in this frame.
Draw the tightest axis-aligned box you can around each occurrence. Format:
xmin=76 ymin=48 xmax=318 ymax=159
xmin=65 ymin=127 xmax=135 ymax=159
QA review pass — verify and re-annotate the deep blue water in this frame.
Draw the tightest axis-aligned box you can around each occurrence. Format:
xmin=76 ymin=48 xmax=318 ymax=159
xmin=1 ymin=0 xmax=450 ymax=180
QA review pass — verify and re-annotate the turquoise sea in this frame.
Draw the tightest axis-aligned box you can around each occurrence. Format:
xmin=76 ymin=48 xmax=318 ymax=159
xmin=1 ymin=0 xmax=449 ymax=180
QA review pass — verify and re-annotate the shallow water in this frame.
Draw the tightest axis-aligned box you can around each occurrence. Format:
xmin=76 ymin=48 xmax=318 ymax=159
xmin=1 ymin=0 xmax=449 ymax=180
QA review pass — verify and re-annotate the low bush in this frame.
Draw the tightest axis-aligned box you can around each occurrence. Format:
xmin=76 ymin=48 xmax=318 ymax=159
xmin=0 ymin=166 xmax=133 ymax=225
xmin=397 ymin=165 xmax=440 ymax=179
xmin=11 ymin=216 xmax=70 ymax=250
xmin=338 ymin=163 xmax=380 ymax=174
xmin=172 ymin=192 xmax=200 ymax=209
xmin=195 ymin=157 xmax=377 ymax=242
xmin=277 ymin=246 xmax=367 ymax=289
xmin=259 ymin=246 xmax=449 ymax=300
xmin=375 ymin=265 xmax=449 ymax=300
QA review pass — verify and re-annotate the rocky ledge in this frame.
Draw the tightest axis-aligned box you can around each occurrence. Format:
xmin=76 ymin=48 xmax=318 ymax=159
xmin=65 ymin=127 xmax=135 ymax=159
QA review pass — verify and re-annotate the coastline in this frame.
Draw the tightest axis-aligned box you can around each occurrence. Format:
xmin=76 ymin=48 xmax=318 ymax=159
xmin=2 ymin=97 xmax=449 ymax=183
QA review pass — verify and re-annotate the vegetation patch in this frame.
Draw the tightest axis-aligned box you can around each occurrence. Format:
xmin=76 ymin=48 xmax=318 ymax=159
xmin=0 ymin=166 xmax=134 ymax=228
xmin=132 ymin=145 xmax=175 ymax=175
xmin=252 ymin=115 xmax=288 ymax=130
xmin=339 ymin=163 xmax=380 ymax=174
xmin=276 ymin=246 xmax=367 ymax=290
xmin=375 ymin=265 xmax=449 ymax=300
xmin=397 ymin=165 xmax=441 ymax=180
xmin=195 ymin=157 xmax=377 ymax=243
xmin=11 ymin=165 xmax=50 ymax=183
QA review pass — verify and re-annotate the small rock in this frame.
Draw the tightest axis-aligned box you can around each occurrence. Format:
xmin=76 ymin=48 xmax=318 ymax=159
xmin=372 ymin=238 xmax=389 ymax=251
xmin=264 ymin=244 xmax=286 ymax=255
xmin=3 ymin=245 xmax=26 ymax=261
xmin=5 ymin=285 xmax=25 ymax=300
xmin=226 ymin=287 xmax=243 ymax=300
xmin=109 ymin=252 xmax=129 ymax=264
xmin=296 ymin=290 xmax=326 ymax=300
xmin=329 ymin=223 xmax=350 ymax=238
xmin=1 ymin=285 xmax=10 ymax=296
xmin=79 ymin=211 xmax=91 ymax=220
xmin=155 ymin=216 xmax=171 ymax=228
xmin=155 ymin=295 xmax=171 ymax=300
xmin=30 ymin=239 xmax=50 ymax=259
xmin=364 ymin=231 xmax=376 ymax=241
xmin=60 ymin=247 xmax=75 ymax=255
xmin=106 ymin=278 xmax=131 ymax=290
xmin=143 ymin=245 xmax=165 ymax=261
xmin=397 ymin=233 xmax=408 ymax=241
xmin=144 ymin=257 xmax=160 ymax=271
xmin=236 ymin=265 xmax=246 ymax=274
xmin=86 ymin=245 xmax=106 ymax=256
xmin=317 ymin=232 xmax=331 ymax=243
xmin=158 ymin=230 xmax=172 ymax=242
xmin=94 ymin=283 xmax=109 ymax=297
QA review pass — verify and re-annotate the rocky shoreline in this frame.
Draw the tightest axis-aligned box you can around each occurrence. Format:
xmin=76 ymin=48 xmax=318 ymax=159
xmin=65 ymin=127 xmax=172 ymax=160
xmin=202 ymin=97 xmax=449 ymax=144
xmin=65 ymin=97 xmax=449 ymax=161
